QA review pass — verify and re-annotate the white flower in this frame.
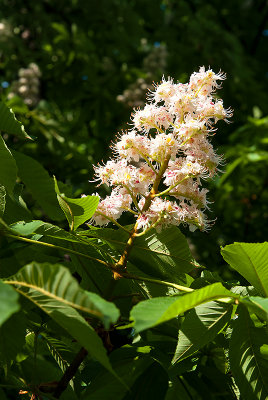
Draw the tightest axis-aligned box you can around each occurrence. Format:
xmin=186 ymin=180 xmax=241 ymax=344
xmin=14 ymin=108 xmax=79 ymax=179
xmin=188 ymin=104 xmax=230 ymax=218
xmin=175 ymin=115 xmax=208 ymax=140
xmin=151 ymin=77 xmax=176 ymax=103
xmin=114 ymin=130 xmax=150 ymax=161
xmin=93 ymin=159 xmax=128 ymax=185
xmin=150 ymin=133 xmax=179 ymax=162
xmin=132 ymin=104 xmax=173 ymax=132
xmin=90 ymin=67 xmax=231 ymax=233
xmin=189 ymin=66 xmax=226 ymax=95
xmin=91 ymin=188 xmax=132 ymax=226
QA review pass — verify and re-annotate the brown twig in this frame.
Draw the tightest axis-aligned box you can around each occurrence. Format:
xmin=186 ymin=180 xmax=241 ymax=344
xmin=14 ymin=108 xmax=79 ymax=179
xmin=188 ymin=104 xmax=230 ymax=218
xmin=112 ymin=154 xmax=171 ymax=278
xmin=53 ymin=347 xmax=88 ymax=398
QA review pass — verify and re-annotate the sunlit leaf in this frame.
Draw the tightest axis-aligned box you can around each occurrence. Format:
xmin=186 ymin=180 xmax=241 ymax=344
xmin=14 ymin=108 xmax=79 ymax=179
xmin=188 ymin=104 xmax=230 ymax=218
xmin=131 ymin=283 xmax=236 ymax=333
xmin=221 ymin=242 xmax=268 ymax=297
xmin=241 ymin=296 xmax=268 ymax=322
xmin=5 ymin=262 xmax=119 ymax=326
xmin=0 ymin=101 xmax=32 ymax=140
xmin=5 ymin=262 xmax=120 ymax=371
xmin=54 ymin=177 xmax=99 ymax=231
xmin=172 ymin=301 xmax=233 ymax=364
xmin=84 ymin=225 xmax=196 ymax=283
xmin=10 ymin=220 xmax=82 ymax=243
xmin=229 ymin=306 xmax=268 ymax=400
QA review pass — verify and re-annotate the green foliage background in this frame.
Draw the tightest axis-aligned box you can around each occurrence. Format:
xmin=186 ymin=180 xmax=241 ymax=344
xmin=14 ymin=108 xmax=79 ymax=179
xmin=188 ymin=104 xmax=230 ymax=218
xmin=0 ymin=1 xmax=268 ymax=399
xmin=1 ymin=0 xmax=267 ymax=268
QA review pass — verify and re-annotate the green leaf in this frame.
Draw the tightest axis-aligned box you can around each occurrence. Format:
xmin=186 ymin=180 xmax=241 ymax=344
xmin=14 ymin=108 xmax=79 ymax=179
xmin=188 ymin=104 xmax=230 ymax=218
xmin=121 ymin=362 xmax=169 ymax=400
xmin=0 ymin=280 xmax=20 ymax=326
xmin=7 ymin=220 xmax=113 ymax=294
xmin=0 ymin=135 xmax=17 ymax=196
xmin=221 ymin=242 xmax=268 ymax=297
xmin=81 ymin=356 xmax=152 ymax=399
xmin=130 ymin=226 xmax=195 ymax=280
xmin=131 ymin=283 xmax=236 ymax=333
xmin=172 ymin=301 xmax=233 ymax=364
xmin=11 ymin=151 xmax=65 ymax=221
xmin=54 ymin=177 xmax=99 ymax=231
xmin=241 ymin=296 xmax=268 ymax=322
xmin=5 ymin=262 xmax=119 ymax=327
xmin=0 ymin=184 xmax=6 ymax=216
xmin=229 ymin=305 xmax=268 ymax=400
xmin=0 ymin=312 xmax=27 ymax=363
xmin=5 ymin=262 xmax=120 ymax=371
xmin=165 ymin=378 xmax=194 ymax=400
xmin=44 ymin=335 xmax=70 ymax=374
xmin=84 ymin=225 xmax=195 ymax=283
xmin=3 ymin=185 xmax=32 ymax=224
xmin=10 ymin=220 xmax=82 ymax=243
xmin=0 ymin=101 xmax=32 ymax=140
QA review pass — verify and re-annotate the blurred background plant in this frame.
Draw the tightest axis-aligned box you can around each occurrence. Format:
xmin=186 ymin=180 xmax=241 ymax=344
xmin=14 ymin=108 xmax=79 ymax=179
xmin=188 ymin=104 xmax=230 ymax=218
xmin=0 ymin=0 xmax=267 ymax=273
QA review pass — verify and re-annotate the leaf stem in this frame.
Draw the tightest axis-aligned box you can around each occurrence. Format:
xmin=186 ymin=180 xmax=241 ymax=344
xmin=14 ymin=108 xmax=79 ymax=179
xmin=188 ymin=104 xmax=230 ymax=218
xmin=121 ymin=272 xmax=193 ymax=293
xmin=5 ymin=233 xmax=111 ymax=268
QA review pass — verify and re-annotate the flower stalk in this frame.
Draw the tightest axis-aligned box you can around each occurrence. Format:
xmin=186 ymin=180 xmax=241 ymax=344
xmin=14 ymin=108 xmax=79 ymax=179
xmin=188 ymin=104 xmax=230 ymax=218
xmin=88 ymin=67 xmax=231 ymax=277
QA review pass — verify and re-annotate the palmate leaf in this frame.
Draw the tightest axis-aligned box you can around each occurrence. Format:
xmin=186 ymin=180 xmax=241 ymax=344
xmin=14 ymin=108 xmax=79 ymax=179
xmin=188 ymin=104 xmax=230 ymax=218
xmin=5 ymin=262 xmax=119 ymax=327
xmin=83 ymin=225 xmax=195 ymax=284
xmin=0 ymin=101 xmax=32 ymax=140
xmin=0 ymin=135 xmax=17 ymax=196
xmin=131 ymin=282 xmax=236 ymax=333
xmin=10 ymin=220 xmax=83 ymax=243
xmin=7 ymin=220 xmax=114 ymax=294
xmin=4 ymin=262 xmax=120 ymax=372
xmin=54 ymin=177 xmax=99 ymax=231
xmin=221 ymin=242 xmax=268 ymax=297
xmin=0 ymin=280 xmax=20 ymax=326
xmin=130 ymin=226 xmax=195 ymax=281
xmin=229 ymin=306 xmax=268 ymax=400
xmin=171 ymin=301 xmax=233 ymax=365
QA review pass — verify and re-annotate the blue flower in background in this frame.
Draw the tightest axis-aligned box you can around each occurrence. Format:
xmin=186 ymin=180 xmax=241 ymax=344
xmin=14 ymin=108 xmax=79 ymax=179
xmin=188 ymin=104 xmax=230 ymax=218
xmin=81 ymin=75 xmax=88 ymax=81
xmin=154 ymin=41 xmax=161 ymax=48
xmin=262 ymin=29 xmax=268 ymax=36
xmin=1 ymin=81 xmax=9 ymax=88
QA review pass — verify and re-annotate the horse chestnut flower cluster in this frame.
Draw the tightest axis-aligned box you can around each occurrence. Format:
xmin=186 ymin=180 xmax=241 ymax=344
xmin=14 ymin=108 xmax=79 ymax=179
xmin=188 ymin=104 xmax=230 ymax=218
xmin=91 ymin=67 xmax=232 ymax=234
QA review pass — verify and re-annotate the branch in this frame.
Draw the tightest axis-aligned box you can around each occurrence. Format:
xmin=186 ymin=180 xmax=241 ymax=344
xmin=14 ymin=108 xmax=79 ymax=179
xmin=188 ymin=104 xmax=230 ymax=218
xmin=53 ymin=347 xmax=88 ymax=398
